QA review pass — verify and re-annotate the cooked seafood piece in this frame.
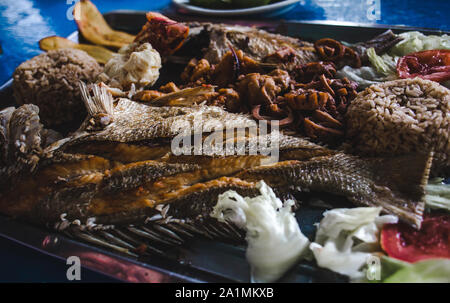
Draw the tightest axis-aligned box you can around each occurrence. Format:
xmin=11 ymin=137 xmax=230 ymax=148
xmin=0 ymin=82 xmax=434 ymax=255
xmin=236 ymin=153 xmax=433 ymax=228
xmin=174 ymin=22 xmax=318 ymax=65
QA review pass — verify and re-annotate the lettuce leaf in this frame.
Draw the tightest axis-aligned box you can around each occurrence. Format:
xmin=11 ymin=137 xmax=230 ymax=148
xmin=309 ymin=207 xmax=397 ymax=280
xmin=211 ymin=181 xmax=310 ymax=283
xmin=366 ymin=47 xmax=398 ymax=77
xmin=383 ymin=258 xmax=450 ymax=283
xmin=390 ymin=31 xmax=450 ymax=57
xmin=425 ymin=178 xmax=450 ymax=211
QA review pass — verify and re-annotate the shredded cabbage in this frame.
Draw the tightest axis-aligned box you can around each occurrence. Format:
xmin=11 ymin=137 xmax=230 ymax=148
xmin=425 ymin=178 xmax=450 ymax=211
xmin=366 ymin=48 xmax=398 ymax=76
xmin=310 ymin=207 xmax=398 ymax=280
xmin=390 ymin=31 xmax=450 ymax=56
xmin=210 ymin=181 xmax=310 ymax=283
xmin=336 ymin=66 xmax=386 ymax=89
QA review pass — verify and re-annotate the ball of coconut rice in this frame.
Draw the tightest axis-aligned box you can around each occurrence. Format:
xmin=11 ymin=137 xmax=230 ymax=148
xmin=345 ymin=78 xmax=449 ymax=175
xmin=13 ymin=48 xmax=102 ymax=129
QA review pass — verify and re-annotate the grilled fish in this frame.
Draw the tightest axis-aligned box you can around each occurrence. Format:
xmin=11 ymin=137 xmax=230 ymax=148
xmin=0 ymin=83 xmax=433 ymax=256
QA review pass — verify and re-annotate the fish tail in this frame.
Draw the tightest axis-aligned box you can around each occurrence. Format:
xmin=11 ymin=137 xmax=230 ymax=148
xmin=374 ymin=152 xmax=433 ymax=200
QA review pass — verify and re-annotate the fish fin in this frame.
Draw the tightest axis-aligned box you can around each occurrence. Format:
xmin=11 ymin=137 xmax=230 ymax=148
xmin=374 ymin=152 xmax=433 ymax=201
xmin=78 ymin=81 xmax=114 ymax=130
xmin=369 ymin=152 xmax=433 ymax=229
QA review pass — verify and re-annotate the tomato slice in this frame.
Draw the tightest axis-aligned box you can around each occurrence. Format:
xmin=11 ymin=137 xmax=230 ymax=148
xmin=381 ymin=213 xmax=450 ymax=263
xmin=397 ymin=50 xmax=450 ymax=82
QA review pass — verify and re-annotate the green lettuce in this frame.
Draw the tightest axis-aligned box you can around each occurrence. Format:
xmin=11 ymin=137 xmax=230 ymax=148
xmin=390 ymin=31 xmax=450 ymax=57
xmin=383 ymin=258 xmax=450 ymax=283
xmin=366 ymin=47 xmax=398 ymax=77
xmin=425 ymin=178 xmax=450 ymax=211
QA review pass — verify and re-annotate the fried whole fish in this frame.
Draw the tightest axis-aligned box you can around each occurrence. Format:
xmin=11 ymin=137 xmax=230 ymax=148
xmin=0 ymin=84 xmax=432 ymax=255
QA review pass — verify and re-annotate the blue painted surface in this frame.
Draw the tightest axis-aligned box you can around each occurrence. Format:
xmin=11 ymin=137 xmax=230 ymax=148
xmin=0 ymin=0 xmax=449 ymax=86
xmin=0 ymin=0 xmax=448 ymax=282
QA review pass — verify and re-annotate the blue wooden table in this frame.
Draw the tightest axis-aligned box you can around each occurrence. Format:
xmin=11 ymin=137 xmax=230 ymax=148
xmin=0 ymin=0 xmax=448 ymax=282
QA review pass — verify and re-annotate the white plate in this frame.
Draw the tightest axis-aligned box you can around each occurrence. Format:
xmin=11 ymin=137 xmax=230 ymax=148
xmin=172 ymin=0 xmax=301 ymax=17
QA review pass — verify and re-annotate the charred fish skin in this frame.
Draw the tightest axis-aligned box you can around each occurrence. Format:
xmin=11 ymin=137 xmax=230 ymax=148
xmin=236 ymin=153 xmax=432 ymax=228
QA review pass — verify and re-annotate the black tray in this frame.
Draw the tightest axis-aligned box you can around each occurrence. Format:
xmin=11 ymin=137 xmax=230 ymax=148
xmin=0 ymin=11 xmax=447 ymax=283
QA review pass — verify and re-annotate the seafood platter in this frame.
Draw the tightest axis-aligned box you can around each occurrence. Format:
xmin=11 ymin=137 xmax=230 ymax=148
xmin=0 ymin=0 xmax=449 ymax=283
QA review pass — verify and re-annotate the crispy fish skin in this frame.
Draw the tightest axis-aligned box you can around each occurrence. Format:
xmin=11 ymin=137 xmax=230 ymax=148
xmin=26 ymin=160 xmax=199 ymax=224
xmin=0 ymin=93 xmax=431 ymax=231
xmin=236 ymin=153 xmax=432 ymax=228
xmin=59 ymin=99 xmax=259 ymax=146
xmin=0 ymin=153 xmax=117 ymax=220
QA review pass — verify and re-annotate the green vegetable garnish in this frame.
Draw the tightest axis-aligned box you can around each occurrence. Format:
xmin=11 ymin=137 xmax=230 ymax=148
xmin=384 ymin=258 xmax=450 ymax=283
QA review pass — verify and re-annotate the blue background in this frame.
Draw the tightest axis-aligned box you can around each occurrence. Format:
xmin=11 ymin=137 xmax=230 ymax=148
xmin=0 ymin=0 xmax=448 ymax=282
xmin=1 ymin=0 xmax=449 ymax=87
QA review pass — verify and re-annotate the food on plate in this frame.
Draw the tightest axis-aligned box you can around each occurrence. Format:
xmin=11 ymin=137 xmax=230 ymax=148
xmin=211 ymin=181 xmax=310 ymax=283
xmin=39 ymin=36 xmax=114 ymax=64
xmin=425 ymin=178 xmax=450 ymax=211
xmin=175 ymin=22 xmax=318 ymax=65
xmin=397 ymin=50 xmax=450 ymax=82
xmin=338 ymin=31 xmax=450 ymax=88
xmin=3 ymin=2 xmax=450 ymax=282
xmin=0 ymin=83 xmax=431 ymax=230
xmin=98 ymin=42 xmax=162 ymax=90
xmin=345 ymin=78 xmax=449 ymax=175
xmin=12 ymin=48 xmax=103 ymax=129
xmin=73 ymin=0 xmax=135 ymax=49
xmin=309 ymin=207 xmax=398 ymax=280
xmin=381 ymin=213 xmax=450 ymax=263
xmin=381 ymin=258 xmax=450 ymax=283
xmin=175 ymin=55 xmax=357 ymax=141
xmin=134 ymin=13 xmax=189 ymax=56
xmin=236 ymin=152 xmax=431 ymax=228
xmin=314 ymin=38 xmax=362 ymax=68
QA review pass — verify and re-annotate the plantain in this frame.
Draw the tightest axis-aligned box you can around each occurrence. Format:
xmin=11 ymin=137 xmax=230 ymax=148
xmin=39 ymin=36 xmax=114 ymax=64
xmin=73 ymin=0 xmax=135 ymax=49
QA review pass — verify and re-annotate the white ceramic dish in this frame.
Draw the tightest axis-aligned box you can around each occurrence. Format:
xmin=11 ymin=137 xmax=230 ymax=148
xmin=172 ymin=0 xmax=301 ymax=17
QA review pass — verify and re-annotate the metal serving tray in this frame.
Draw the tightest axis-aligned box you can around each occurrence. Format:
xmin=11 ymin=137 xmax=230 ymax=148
xmin=0 ymin=11 xmax=447 ymax=283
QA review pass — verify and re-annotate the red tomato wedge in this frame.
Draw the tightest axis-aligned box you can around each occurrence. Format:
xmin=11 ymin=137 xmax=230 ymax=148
xmin=381 ymin=213 xmax=450 ymax=263
xmin=397 ymin=49 xmax=450 ymax=82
